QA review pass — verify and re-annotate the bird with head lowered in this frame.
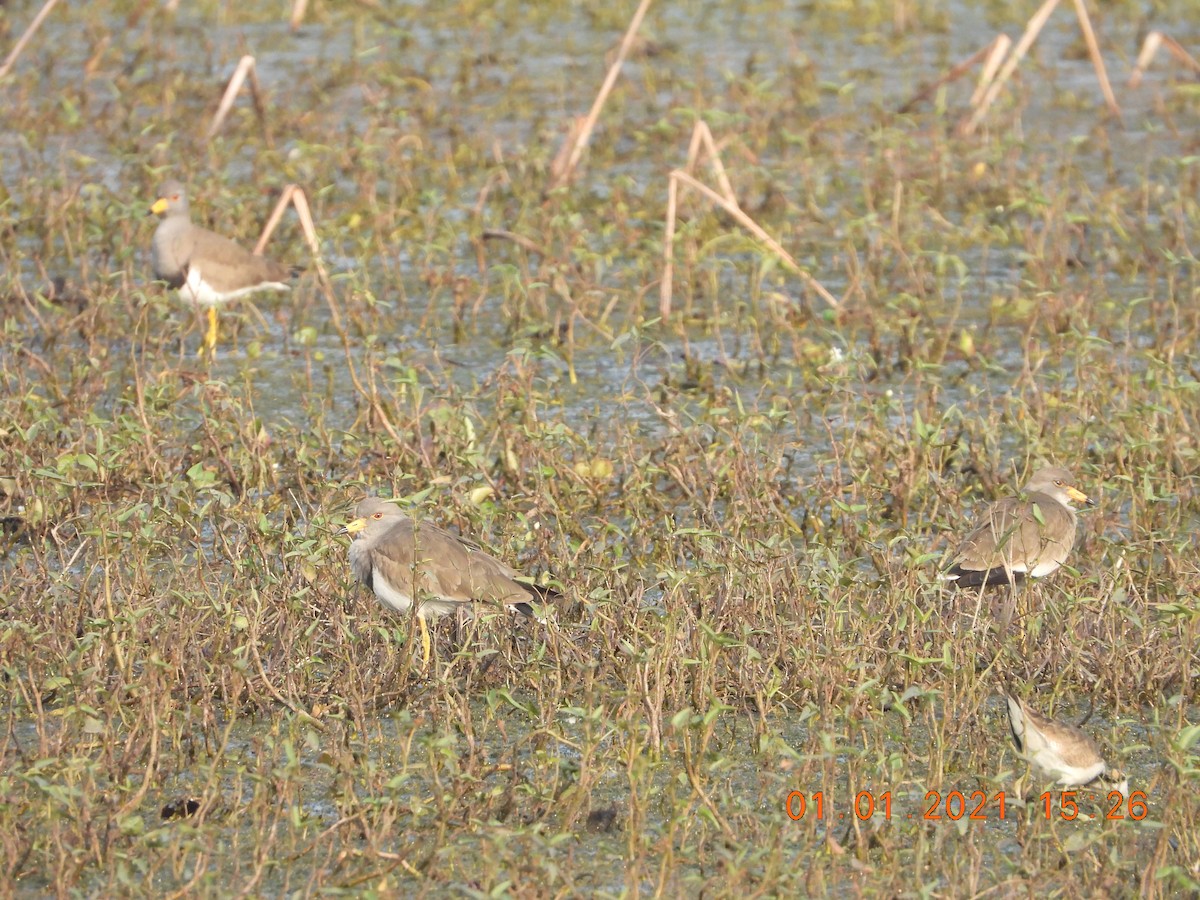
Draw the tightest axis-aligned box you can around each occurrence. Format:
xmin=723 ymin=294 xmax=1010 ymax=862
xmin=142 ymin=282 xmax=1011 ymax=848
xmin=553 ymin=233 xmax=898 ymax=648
xmin=1005 ymin=692 xmax=1128 ymax=798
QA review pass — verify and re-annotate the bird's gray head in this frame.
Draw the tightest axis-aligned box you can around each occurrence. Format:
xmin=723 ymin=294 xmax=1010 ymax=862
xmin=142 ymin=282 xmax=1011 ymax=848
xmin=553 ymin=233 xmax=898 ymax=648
xmin=149 ymin=180 xmax=189 ymax=218
xmin=1025 ymin=466 xmax=1092 ymax=508
xmin=341 ymin=497 xmax=407 ymax=538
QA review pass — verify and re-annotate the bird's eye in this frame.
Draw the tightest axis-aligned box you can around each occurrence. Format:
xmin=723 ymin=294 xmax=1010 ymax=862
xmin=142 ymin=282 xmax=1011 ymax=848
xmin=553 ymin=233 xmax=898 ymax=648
xmin=372 ymin=512 xmax=382 ymax=519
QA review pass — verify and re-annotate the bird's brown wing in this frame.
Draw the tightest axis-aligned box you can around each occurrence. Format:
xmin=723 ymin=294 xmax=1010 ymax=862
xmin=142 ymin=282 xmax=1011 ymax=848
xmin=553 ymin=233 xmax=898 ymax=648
xmin=1012 ymin=495 xmax=1075 ymax=565
xmin=189 ymin=226 xmax=291 ymax=291
xmin=1019 ymin=701 xmax=1103 ymax=768
xmin=368 ymin=519 xmax=533 ymax=606
xmin=950 ymin=496 xmax=1074 ymax=578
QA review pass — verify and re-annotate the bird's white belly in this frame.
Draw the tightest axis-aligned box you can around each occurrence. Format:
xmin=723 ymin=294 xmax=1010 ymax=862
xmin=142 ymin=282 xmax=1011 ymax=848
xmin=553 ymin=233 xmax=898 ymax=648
xmin=1030 ymin=747 xmax=1104 ymax=786
xmin=371 ymin=570 xmax=414 ymax=614
xmin=1028 ymin=558 xmax=1060 ymax=578
xmin=179 ymin=267 xmax=232 ymax=306
xmin=371 ymin=570 xmax=464 ymax=619
xmin=180 ymin=266 xmax=288 ymax=307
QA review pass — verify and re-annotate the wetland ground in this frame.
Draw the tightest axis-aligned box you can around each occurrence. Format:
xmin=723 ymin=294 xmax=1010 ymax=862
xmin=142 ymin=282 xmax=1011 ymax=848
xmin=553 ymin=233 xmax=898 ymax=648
xmin=1 ymin=0 xmax=1199 ymax=896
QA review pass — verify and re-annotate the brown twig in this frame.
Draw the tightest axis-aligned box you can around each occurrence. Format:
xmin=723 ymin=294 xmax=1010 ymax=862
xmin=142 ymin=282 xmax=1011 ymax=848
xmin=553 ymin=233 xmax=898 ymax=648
xmin=0 ymin=0 xmax=64 ymax=79
xmin=255 ymin=184 xmax=299 ymax=256
xmin=1130 ymin=31 xmax=1166 ymax=89
xmin=898 ymin=41 xmax=996 ymax=114
xmin=481 ymin=229 xmax=553 ymax=259
xmin=688 ymin=120 xmax=737 ymax=205
xmin=548 ymin=117 xmax=586 ymax=187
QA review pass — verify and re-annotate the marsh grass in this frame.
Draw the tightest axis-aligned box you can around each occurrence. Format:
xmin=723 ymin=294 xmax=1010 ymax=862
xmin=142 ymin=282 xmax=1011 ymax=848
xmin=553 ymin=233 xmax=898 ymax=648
xmin=2 ymin=0 xmax=1199 ymax=896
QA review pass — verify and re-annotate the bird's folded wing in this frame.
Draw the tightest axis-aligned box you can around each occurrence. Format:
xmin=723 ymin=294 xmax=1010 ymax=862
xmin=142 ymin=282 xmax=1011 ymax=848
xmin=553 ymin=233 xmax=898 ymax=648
xmin=956 ymin=498 xmax=1072 ymax=570
xmin=370 ymin=519 xmax=532 ymax=606
xmin=190 ymin=228 xmax=291 ymax=290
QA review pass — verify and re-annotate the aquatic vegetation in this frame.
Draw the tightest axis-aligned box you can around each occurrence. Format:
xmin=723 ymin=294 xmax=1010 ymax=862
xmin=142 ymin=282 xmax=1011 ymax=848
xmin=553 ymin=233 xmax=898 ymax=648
xmin=1 ymin=0 xmax=1198 ymax=895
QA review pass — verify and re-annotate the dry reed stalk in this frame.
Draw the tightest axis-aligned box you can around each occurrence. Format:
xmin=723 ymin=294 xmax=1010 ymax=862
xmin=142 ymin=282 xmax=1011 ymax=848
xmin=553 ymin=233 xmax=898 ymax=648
xmin=661 ymin=172 xmax=679 ymax=316
xmin=548 ymin=0 xmax=654 ymax=191
xmin=661 ymin=120 xmax=726 ymax=317
xmin=205 ymin=55 xmax=273 ymax=147
xmin=1070 ymin=0 xmax=1120 ymax=117
xmin=660 ymin=121 xmax=841 ymax=319
xmin=970 ymin=35 xmax=1013 ymax=107
xmin=964 ymin=0 xmax=1121 ymax=133
xmin=0 ymin=0 xmax=64 ymax=79
xmin=660 ymin=120 xmax=733 ymax=314
xmin=668 ymin=171 xmax=821 ymax=298
xmin=897 ymin=40 xmax=999 ymax=114
xmin=255 ymin=185 xmax=402 ymax=444
xmin=1129 ymin=32 xmax=1200 ymax=88
xmin=686 ymin=118 xmax=736 ymax=204
xmin=1130 ymin=31 xmax=1166 ymax=89
xmin=549 ymin=117 xmax=587 ymax=185
xmin=290 ymin=0 xmax=308 ymax=31
xmin=255 ymin=184 xmax=303 ymax=256
xmin=962 ymin=0 xmax=1061 ymax=134
xmin=255 ymin=185 xmax=341 ymax=330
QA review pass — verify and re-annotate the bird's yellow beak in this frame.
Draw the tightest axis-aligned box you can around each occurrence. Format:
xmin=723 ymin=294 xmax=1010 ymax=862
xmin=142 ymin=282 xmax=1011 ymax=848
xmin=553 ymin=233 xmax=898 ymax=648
xmin=149 ymin=197 xmax=169 ymax=216
xmin=337 ymin=516 xmax=368 ymax=536
xmin=1066 ymin=486 xmax=1094 ymax=506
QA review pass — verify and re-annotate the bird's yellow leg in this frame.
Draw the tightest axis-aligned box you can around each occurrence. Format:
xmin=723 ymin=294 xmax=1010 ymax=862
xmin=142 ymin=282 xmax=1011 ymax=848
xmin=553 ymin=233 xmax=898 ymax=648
xmin=419 ymin=615 xmax=431 ymax=667
xmin=202 ymin=307 xmax=219 ymax=354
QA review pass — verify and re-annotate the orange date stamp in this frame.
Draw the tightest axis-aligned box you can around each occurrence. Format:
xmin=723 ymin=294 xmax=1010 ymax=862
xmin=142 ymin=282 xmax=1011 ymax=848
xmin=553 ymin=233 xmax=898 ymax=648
xmin=785 ymin=789 xmax=1149 ymax=822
